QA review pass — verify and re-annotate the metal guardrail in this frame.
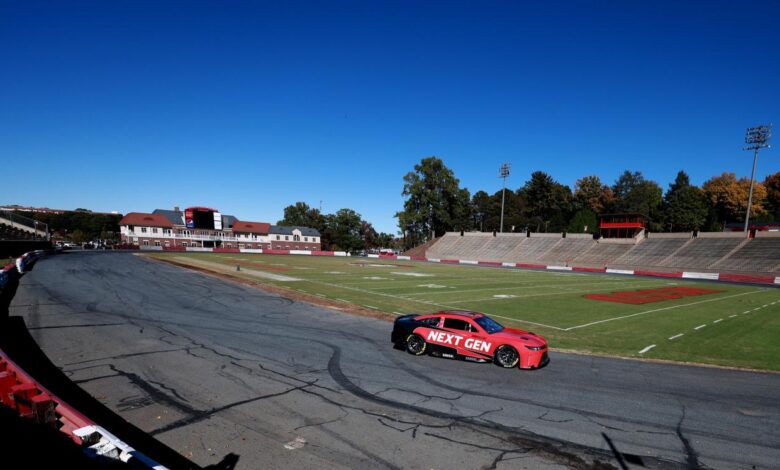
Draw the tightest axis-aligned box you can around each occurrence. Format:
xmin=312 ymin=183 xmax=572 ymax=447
xmin=0 ymin=210 xmax=49 ymax=240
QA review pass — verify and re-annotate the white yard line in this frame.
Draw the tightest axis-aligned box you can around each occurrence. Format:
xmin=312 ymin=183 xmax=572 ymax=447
xmin=694 ymin=324 xmax=706 ymax=330
xmin=639 ymin=345 xmax=656 ymax=354
xmin=668 ymin=333 xmax=684 ymax=340
xmin=563 ymin=290 xmax=765 ymax=331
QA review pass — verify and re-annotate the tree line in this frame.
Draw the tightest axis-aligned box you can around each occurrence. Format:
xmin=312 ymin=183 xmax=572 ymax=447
xmin=396 ymin=156 xmax=780 ymax=249
xmin=276 ymin=202 xmax=395 ymax=253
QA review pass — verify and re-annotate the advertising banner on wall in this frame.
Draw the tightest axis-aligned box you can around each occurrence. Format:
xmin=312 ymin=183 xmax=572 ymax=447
xmin=184 ymin=208 xmax=195 ymax=228
xmin=213 ymin=212 xmax=222 ymax=230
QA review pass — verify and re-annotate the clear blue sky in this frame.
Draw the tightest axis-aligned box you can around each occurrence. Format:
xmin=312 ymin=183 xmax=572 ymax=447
xmin=1 ymin=1 xmax=777 ymax=233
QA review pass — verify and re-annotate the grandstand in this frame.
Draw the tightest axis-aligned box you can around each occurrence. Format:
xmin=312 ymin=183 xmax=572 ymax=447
xmin=417 ymin=230 xmax=780 ymax=275
xmin=0 ymin=210 xmax=48 ymax=241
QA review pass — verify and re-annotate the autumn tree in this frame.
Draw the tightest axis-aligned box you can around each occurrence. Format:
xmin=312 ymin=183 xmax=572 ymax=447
xmin=574 ymin=175 xmax=614 ymax=214
xmin=703 ymin=172 xmax=767 ymax=227
xmin=763 ymin=171 xmax=780 ymax=220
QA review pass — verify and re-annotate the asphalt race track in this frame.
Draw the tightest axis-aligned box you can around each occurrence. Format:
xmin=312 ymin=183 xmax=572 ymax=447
xmin=10 ymin=253 xmax=780 ymax=469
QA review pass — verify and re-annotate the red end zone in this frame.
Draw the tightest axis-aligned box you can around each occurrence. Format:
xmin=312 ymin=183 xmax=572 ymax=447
xmin=585 ymin=287 xmax=722 ymax=304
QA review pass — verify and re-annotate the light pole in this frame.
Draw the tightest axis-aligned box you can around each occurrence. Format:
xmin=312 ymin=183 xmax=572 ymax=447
xmin=499 ymin=163 xmax=510 ymax=233
xmin=743 ymin=124 xmax=772 ymax=233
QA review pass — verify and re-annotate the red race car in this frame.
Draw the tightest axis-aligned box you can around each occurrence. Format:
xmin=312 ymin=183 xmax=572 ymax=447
xmin=391 ymin=310 xmax=549 ymax=369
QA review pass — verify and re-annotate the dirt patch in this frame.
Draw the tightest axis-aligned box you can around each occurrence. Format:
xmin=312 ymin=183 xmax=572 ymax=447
xmin=147 ymin=256 xmax=396 ymax=322
xmin=234 ymin=261 xmax=291 ymax=272
xmin=585 ymin=286 xmax=722 ymax=305
xmin=349 ymin=262 xmax=415 ymax=268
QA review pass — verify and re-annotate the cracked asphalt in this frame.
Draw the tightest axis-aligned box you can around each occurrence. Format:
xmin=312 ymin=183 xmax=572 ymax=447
xmin=9 ymin=252 xmax=780 ymax=469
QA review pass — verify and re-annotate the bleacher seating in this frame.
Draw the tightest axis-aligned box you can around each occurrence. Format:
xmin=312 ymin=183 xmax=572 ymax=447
xmin=423 ymin=232 xmax=780 ymax=274
xmin=711 ymin=238 xmax=780 ymax=273
xmin=571 ymin=242 xmax=633 ymax=266
xmin=539 ymin=238 xmax=597 ymax=264
xmin=614 ymin=237 xmax=690 ymax=267
xmin=1 ymin=222 xmax=44 ymax=241
xmin=660 ymin=237 xmax=745 ymax=269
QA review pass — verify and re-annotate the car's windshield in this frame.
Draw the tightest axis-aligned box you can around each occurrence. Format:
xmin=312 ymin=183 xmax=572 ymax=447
xmin=475 ymin=316 xmax=504 ymax=334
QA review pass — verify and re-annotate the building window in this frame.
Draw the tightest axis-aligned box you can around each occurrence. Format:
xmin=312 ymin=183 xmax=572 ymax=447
xmin=165 ymin=241 xmax=170 ymax=246
xmin=155 ymin=241 xmax=161 ymax=246
xmin=276 ymin=235 xmax=280 ymax=240
xmin=141 ymin=227 xmax=147 ymax=233
xmin=143 ymin=240 xmax=149 ymax=246
xmin=293 ymin=235 xmax=300 ymax=241
xmin=183 ymin=242 xmax=188 ymax=247
xmin=304 ymin=237 xmax=308 ymax=242
xmin=152 ymin=228 xmax=158 ymax=234
xmin=285 ymin=236 xmax=289 ymax=241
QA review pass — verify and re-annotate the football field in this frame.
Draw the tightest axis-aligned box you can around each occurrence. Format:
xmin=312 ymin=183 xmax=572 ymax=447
xmin=146 ymin=252 xmax=780 ymax=371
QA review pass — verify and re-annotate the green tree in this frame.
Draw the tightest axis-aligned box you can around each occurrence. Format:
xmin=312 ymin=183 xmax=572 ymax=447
xmin=566 ymin=209 xmax=598 ymax=234
xmin=396 ymin=156 xmax=471 ymax=248
xmin=520 ymin=171 xmax=573 ymax=232
xmin=277 ymin=202 xmax=325 ymax=229
xmin=664 ymin=171 xmax=708 ymax=231
xmin=611 ymin=170 xmax=663 ymax=230
xmin=325 ymin=209 xmax=364 ymax=253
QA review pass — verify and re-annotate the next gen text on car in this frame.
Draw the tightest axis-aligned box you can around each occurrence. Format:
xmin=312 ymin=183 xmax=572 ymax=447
xmin=391 ymin=310 xmax=549 ymax=369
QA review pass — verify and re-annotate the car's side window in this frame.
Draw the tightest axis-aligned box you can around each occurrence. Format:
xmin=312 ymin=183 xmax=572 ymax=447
xmin=443 ymin=318 xmax=470 ymax=331
xmin=420 ymin=317 xmax=440 ymax=327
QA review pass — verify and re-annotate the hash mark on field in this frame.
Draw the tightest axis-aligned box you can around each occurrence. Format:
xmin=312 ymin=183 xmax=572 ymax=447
xmin=753 ymin=308 xmax=761 ymax=311
xmin=363 ymin=305 xmax=378 ymax=310
xmin=668 ymin=333 xmax=684 ymax=340
xmin=639 ymin=345 xmax=656 ymax=354
xmin=762 ymin=304 xmax=768 ymax=308
xmin=694 ymin=324 xmax=706 ymax=330
xmin=392 ymin=312 xmax=405 ymax=316
xmin=729 ymin=314 xmax=738 ymax=318
xmin=336 ymin=299 xmax=349 ymax=302
xmin=563 ymin=290 xmax=765 ymax=331
xmin=713 ymin=319 xmax=723 ymax=324
xmin=743 ymin=311 xmax=751 ymax=314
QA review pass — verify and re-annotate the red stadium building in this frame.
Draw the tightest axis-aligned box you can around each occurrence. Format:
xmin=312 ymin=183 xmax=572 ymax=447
xmin=119 ymin=206 xmax=321 ymax=250
xmin=599 ymin=214 xmax=645 ymax=238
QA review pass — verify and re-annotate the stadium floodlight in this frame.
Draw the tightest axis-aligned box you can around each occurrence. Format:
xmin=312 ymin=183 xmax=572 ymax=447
xmin=499 ymin=163 xmax=510 ymax=233
xmin=743 ymin=124 xmax=772 ymax=233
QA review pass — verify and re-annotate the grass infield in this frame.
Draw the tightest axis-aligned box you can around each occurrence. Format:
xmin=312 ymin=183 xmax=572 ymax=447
xmin=145 ymin=252 xmax=780 ymax=371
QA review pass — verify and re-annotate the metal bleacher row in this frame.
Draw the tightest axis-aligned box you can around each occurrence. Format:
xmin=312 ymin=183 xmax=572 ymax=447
xmin=424 ymin=231 xmax=780 ymax=274
xmin=1 ymin=222 xmax=46 ymax=241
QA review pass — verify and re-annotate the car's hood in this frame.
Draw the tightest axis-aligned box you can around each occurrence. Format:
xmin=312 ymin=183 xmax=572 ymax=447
xmin=490 ymin=328 xmax=546 ymax=347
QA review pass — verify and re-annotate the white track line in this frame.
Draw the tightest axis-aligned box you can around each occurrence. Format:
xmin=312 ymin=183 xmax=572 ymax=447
xmin=668 ymin=333 xmax=684 ymax=340
xmin=639 ymin=345 xmax=656 ymax=354
xmin=694 ymin=324 xmax=706 ymax=330
xmin=563 ymin=290 xmax=765 ymax=331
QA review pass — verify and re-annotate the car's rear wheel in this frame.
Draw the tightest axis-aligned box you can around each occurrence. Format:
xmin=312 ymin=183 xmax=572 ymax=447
xmin=406 ymin=334 xmax=427 ymax=355
xmin=494 ymin=345 xmax=519 ymax=368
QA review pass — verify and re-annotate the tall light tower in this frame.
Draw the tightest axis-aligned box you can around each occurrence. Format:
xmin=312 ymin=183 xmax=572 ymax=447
xmin=499 ymin=163 xmax=511 ymax=233
xmin=743 ymin=124 xmax=772 ymax=233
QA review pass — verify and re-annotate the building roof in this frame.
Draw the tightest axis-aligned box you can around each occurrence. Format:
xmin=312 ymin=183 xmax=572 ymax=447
xmin=269 ymin=225 xmax=321 ymax=237
xmin=153 ymin=209 xmax=184 ymax=226
xmin=119 ymin=212 xmax=173 ymax=228
xmin=222 ymin=214 xmax=237 ymax=229
xmin=232 ymin=221 xmax=270 ymax=234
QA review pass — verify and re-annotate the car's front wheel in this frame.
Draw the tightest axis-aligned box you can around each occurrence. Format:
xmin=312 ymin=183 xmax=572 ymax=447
xmin=494 ymin=345 xmax=519 ymax=368
xmin=406 ymin=334 xmax=427 ymax=356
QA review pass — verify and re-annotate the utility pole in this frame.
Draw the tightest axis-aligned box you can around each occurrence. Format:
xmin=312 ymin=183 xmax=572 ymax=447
xmin=743 ymin=124 xmax=772 ymax=233
xmin=499 ymin=163 xmax=511 ymax=233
